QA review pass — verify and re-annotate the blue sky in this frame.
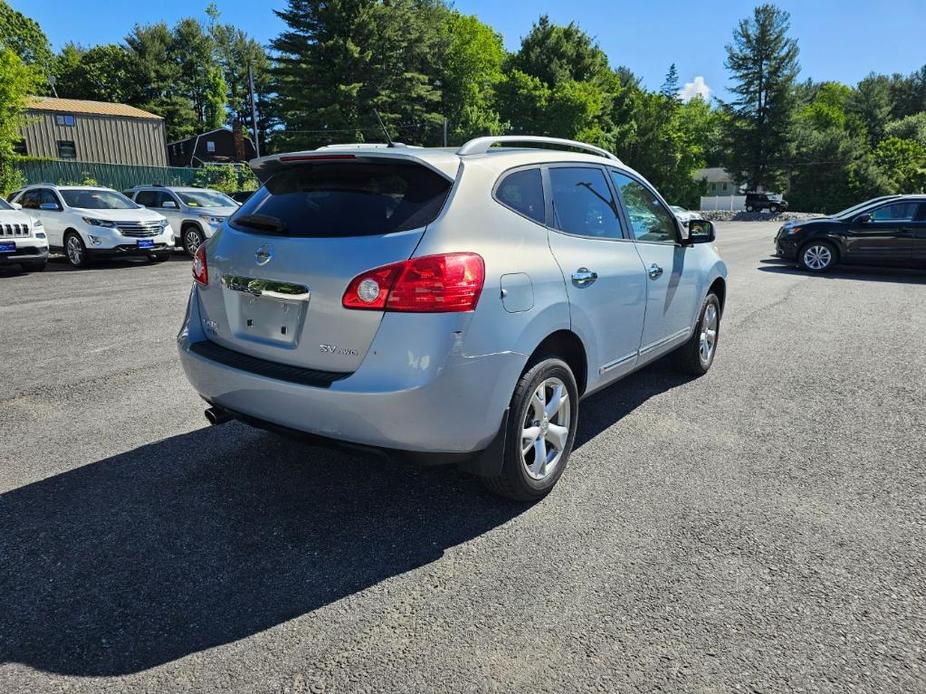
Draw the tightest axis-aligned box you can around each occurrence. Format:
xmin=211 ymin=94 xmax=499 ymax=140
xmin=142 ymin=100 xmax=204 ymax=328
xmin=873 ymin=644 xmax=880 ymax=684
xmin=13 ymin=0 xmax=926 ymax=100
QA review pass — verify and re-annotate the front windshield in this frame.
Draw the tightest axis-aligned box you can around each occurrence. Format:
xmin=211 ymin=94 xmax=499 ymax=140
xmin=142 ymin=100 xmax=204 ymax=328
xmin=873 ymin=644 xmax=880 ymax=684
xmin=831 ymin=196 xmax=898 ymax=220
xmin=61 ymin=189 xmax=140 ymax=210
xmin=177 ymin=190 xmax=236 ymax=208
xmin=0 ymin=197 xmax=12 ymax=211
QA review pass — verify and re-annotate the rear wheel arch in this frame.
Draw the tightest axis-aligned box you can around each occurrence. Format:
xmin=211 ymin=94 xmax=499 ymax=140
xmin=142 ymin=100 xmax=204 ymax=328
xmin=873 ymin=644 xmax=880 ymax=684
xmin=525 ymin=329 xmax=588 ymax=396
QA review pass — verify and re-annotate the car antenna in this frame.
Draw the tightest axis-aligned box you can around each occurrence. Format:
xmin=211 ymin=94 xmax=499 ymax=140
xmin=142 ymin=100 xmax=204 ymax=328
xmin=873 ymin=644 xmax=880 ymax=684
xmin=373 ymin=109 xmax=397 ymax=148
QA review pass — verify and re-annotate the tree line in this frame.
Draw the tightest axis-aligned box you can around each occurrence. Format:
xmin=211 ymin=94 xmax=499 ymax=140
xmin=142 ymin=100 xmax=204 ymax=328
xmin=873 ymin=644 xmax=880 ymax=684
xmin=1 ymin=0 xmax=924 ymax=211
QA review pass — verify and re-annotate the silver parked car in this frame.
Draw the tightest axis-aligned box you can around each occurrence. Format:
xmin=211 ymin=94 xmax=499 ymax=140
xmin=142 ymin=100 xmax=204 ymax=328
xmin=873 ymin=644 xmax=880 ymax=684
xmin=126 ymin=185 xmax=239 ymax=256
xmin=178 ymin=136 xmax=728 ymax=500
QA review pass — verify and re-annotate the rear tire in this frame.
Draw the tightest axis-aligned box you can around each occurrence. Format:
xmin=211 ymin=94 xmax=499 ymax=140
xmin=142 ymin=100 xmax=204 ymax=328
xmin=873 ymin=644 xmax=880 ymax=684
xmin=481 ymin=358 xmax=578 ymax=501
xmin=770 ymin=205 xmax=780 ymax=214
xmin=672 ymin=293 xmax=721 ymax=376
xmin=745 ymin=205 xmax=754 ymax=212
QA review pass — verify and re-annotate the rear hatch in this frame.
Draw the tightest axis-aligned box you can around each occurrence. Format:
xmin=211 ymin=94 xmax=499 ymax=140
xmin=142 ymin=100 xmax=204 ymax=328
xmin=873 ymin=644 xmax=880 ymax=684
xmin=196 ymin=156 xmax=455 ymax=373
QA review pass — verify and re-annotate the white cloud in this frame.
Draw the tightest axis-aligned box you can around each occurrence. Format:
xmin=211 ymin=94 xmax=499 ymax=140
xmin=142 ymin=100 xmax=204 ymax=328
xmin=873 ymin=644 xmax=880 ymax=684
xmin=679 ymin=76 xmax=711 ymax=103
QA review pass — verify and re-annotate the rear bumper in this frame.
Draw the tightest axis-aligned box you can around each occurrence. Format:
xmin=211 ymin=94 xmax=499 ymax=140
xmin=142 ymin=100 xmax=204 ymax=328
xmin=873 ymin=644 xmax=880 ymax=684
xmin=177 ymin=289 xmax=523 ymax=456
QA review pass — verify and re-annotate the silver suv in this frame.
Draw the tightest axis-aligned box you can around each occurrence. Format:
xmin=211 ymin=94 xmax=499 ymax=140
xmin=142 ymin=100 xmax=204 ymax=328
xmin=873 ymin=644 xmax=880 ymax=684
xmin=126 ymin=185 xmax=239 ymax=256
xmin=178 ymin=137 xmax=728 ymax=500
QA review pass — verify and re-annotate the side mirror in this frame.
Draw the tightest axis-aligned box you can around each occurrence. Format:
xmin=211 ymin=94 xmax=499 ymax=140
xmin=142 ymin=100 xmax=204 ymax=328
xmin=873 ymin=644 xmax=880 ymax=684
xmin=855 ymin=213 xmax=871 ymax=225
xmin=11 ymin=202 xmax=22 ymax=210
xmin=39 ymin=202 xmax=60 ymax=211
xmin=686 ymin=219 xmax=716 ymax=244
xmin=162 ymin=200 xmax=177 ymax=209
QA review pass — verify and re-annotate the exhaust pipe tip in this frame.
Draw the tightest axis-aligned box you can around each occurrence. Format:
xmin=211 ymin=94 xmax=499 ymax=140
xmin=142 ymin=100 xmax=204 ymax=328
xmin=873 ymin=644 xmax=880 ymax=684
xmin=204 ymin=406 xmax=233 ymax=426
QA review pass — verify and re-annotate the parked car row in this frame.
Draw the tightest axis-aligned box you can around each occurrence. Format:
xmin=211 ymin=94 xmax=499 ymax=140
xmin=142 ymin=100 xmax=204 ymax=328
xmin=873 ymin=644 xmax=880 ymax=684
xmin=2 ymin=184 xmax=242 ymax=270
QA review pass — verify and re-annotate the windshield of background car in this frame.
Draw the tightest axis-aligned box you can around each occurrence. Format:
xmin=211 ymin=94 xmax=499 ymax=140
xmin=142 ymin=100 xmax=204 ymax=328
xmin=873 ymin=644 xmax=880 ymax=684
xmin=230 ymin=161 xmax=452 ymax=237
xmin=60 ymin=189 xmax=140 ymax=210
xmin=177 ymin=190 xmax=237 ymax=208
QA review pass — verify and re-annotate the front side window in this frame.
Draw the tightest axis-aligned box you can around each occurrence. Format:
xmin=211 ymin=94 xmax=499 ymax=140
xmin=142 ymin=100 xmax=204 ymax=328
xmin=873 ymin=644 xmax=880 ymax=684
xmin=18 ymin=190 xmax=42 ymax=209
xmin=495 ymin=168 xmax=545 ymax=224
xmin=869 ymin=202 xmax=918 ymax=222
xmin=60 ymin=189 xmax=139 ymax=210
xmin=549 ymin=167 xmax=622 ymax=239
xmin=40 ymin=189 xmax=62 ymax=210
xmin=610 ymin=172 xmax=678 ymax=244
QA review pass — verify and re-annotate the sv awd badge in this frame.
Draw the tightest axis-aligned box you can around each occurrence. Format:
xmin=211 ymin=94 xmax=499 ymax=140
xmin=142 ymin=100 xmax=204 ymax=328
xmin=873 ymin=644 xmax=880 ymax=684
xmin=320 ymin=344 xmax=358 ymax=357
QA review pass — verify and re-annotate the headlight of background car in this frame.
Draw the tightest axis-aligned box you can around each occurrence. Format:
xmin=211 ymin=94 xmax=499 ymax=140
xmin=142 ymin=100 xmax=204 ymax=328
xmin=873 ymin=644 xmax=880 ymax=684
xmin=81 ymin=217 xmax=118 ymax=228
xmin=199 ymin=214 xmax=226 ymax=225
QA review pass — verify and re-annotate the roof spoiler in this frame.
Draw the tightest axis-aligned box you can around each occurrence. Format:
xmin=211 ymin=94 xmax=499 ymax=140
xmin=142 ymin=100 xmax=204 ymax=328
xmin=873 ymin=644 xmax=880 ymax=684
xmin=248 ymin=147 xmax=456 ymax=183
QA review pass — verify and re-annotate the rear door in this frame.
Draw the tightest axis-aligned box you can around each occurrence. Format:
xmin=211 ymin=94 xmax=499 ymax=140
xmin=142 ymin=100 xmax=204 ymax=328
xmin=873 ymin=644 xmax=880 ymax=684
xmin=844 ymin=201 xmax=918 ymax=264
xmin=609 ymin=171 xmax=701 ymax=359
xmin=196 ymin=159 xmax=453 ymax=373
xmin=543 ymin=165 xmax=647 ymax=380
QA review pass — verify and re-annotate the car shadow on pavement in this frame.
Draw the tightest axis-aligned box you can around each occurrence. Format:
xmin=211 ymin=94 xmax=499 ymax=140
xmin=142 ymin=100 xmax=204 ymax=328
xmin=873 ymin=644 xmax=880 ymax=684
xmin=573 ymin=357 xmax=696 ymax=449
xmin=0 ymin=426 xmax=529 ymax=677
xmin=758 ymin=258 xmax=926 ymax=284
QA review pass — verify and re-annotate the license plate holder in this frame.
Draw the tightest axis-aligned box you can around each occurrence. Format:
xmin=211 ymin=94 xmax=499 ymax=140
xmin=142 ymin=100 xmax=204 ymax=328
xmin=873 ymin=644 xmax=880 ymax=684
xmin=137 ymin=239 xmax=155 ymax=249
xmin=0 ymin=241 xmax=15 ymax=253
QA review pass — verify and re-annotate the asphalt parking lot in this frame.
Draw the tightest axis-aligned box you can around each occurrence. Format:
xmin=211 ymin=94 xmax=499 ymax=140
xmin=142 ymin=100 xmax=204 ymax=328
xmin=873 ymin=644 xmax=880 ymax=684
xmin=1 ymin=221 xmax=924 ymax=692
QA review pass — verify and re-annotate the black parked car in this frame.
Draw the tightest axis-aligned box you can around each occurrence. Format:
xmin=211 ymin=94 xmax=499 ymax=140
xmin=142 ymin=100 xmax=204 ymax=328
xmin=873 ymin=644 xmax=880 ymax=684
xmin=746 ymin=192 xmax=788 ymax=213
xmin=774 ymin=195 xmax=926 ymax=272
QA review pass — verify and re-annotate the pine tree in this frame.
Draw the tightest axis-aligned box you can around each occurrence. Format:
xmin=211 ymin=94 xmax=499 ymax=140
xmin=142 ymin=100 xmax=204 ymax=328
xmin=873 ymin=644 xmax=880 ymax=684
xmin=660 ymin=63 xmax=679 ymax=99
xmin=720 ymin=4 xmax=800 ymax=191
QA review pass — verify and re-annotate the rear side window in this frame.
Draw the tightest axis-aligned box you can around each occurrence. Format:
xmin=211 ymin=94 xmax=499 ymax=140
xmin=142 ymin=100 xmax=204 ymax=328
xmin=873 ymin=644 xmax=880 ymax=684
xmin=495 ymin=168 xmax=545 ymax=224
xmin=231 ymin=162 xmax=452 ymax=237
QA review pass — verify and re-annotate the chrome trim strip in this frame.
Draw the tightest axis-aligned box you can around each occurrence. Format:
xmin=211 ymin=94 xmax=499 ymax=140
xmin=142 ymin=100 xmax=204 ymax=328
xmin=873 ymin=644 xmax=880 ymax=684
xmin=639 ymin=328 xmax=690 ymax=356
xmin=599 ymin=351 xmax=638 ymax=374
xmin=221 ymin=275 xmax=311 ymax=302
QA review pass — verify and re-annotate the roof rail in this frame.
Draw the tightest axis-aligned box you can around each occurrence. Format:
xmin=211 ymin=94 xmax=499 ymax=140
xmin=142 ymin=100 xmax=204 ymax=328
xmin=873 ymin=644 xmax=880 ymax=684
xmin=457 ymin=136 xmax=620 ymax=162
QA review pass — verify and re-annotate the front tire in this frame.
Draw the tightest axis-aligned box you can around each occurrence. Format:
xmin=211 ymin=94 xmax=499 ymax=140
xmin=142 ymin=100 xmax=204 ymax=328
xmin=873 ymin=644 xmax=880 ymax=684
xmin=182 ymin=226 xmax=205 ymax=256
xmin=745 ymin=205 xmax=754 ymax=212
xmin=482 ymin=358 xmax=579 ymax=501
xmin=64 ymin=232 xmax=88 ymax=268
xmin=673 ymin=293 xmax=721 ymax=376
xmin=798 ymin=241 xmax=837 ymax=272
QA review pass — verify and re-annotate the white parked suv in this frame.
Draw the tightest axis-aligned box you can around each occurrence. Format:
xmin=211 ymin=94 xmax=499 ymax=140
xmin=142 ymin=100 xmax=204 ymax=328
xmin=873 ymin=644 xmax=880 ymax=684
xmin=10 ymin=185 xmax=174 ymax=268
xmin=0 ymin=196 xmax=48 ymax=272
xmin=125 ymin=185 xmax=239 ymax=256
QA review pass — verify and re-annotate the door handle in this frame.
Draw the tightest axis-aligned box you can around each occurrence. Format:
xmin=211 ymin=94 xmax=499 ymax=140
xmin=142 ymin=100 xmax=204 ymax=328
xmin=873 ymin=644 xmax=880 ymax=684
xmin=648 ymin=263 xmax=663 ymax=279
xmin=571 ymin=268 xmax=598 ymax=287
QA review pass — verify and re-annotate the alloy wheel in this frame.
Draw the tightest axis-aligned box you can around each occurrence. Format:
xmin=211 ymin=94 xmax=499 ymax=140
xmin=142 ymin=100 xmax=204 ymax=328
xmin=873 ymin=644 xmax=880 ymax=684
xmin=699 ymin=303 xmax=718 ymax=364
xmin=803 ymin=244 xmax=832 ymax=271
xmin=66 ymin=236 xmax=83 ymax=266
xmin=521 ymin=377 xmax=571 ymax=481
xmin=185 ymin=229 xmax=204 ymax=255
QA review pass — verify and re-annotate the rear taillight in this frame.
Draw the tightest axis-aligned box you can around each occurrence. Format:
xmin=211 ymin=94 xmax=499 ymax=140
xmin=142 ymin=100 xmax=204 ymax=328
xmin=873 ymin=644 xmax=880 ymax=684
xmin=342 ymin=253 xmax=485 ymax=313
xmin=192 ymin=244 xmax=208 ymax=286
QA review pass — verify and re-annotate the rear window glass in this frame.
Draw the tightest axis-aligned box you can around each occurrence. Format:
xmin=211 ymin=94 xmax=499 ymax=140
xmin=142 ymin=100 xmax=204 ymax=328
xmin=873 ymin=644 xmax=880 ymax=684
xmin=230 ymin=162 xmax=452 ymax=237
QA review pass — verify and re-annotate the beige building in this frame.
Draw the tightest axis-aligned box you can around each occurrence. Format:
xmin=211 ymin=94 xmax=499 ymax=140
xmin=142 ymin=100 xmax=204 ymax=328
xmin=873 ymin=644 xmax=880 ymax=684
xmin=19 ymin=97 xmax=168 ymax=167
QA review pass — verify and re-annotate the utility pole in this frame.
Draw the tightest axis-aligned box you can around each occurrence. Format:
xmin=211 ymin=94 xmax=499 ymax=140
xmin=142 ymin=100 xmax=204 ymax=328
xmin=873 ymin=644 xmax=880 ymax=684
xmin=248 ymin=64 xmax=261 ymax=158
xmin=443 ymin=119 xmax=448 ymax=147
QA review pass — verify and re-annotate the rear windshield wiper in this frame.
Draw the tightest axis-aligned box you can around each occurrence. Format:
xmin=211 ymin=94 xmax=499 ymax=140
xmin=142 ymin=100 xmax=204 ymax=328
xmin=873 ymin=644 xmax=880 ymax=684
xmin=232 ymin=214 xmax=288 ymax=234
